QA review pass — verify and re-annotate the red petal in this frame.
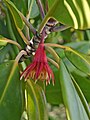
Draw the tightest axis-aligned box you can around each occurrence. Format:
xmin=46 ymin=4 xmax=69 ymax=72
xmin=35 ymin=62 xmax=44 ymax=79
xmin=24 ymin=62 xmax=37 ymax=78
xmin=44 ymin=63 xmax=54 ymax=84
xmin=21 ymin=62 xmax=36 ymax=79
xmin=44 ymin=64 xmax=51 ymax=80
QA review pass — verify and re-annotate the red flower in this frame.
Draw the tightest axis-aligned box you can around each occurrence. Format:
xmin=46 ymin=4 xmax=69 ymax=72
xmin=21 ymin=43 xmax=54 ymax=85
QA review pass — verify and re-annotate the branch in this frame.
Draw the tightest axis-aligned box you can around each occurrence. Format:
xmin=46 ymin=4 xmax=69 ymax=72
xmin=19 ymin=12 xmax=37 ymax=35
xmin=15 ymin=50 xmax=27 ymax=63
xmin=36 ymin=0 xmax=45 ymax=19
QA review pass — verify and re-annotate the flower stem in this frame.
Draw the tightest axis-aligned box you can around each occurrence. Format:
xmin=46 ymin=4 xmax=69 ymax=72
xmin=40 ymin=27 xmax=46 ymax=43
xmin=15 ymin=50 xmax=27 ymax=63
xmin=19 ymin=12 xmax=37 ymax=35
xmin=36 ymin=0 xmax=45 ymax=19
xmin=45 ymin=46 xmax=60 ymax=64
xmin=47 ymin=57 xmax=59 ymax=69
xmin=45 ymin=43 xmax=70 ymax=50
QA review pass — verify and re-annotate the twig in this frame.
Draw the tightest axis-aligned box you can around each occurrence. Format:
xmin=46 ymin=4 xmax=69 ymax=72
xmin=19 ymin=12 xmax=37 ymax=35
xmin=36 ymin=0 xmax=45 ymax=19
xmin=15 ymin=50 xmax=27 ymax=63
xmin=45 ymin=0 xmax=49 ymax=12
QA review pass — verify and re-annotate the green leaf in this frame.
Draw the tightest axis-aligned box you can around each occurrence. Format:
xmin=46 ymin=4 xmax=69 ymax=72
xmin=0 ymin=40 xmax=7 ymax=46
xmin=85 ymin=30 xmax=90 ymax=40
xmin=62 ymin=55 xmax=90 ymax=103
xmin=0 ymin=60 xmax=23 ymax=120
xmin=46 ymin=41 xmax=90 ymax=105
xmin=65 ymin=48 xmax=90 ymax=75
xmin=26 ymin=80 xmax=48 ymax=120
xmin=0 ymin=20 xmax=8 ymax=36
xmin=46 ymin=68 xmax=63 ymax=105
xmin=64 ymin=41 xmax=90 ymax=53
xmin=59 ymin=60 xmax=89 ymax=120
xmin=0 ymin=45 xmax=10 ymax=63
xmin=71 ymin=76 xmax=90 ymax=119
xmin=4 ymin=0 xmax=24 ymax=29
xmin=0 ymin=35 xmax=8 ymax=46
xmin=71 ymin=73 xmax=90 ymax=102
xmin=11 ymin=0 xmax=27 ymax=15
xmin=28 ymin=0 xmax=39 ymax=18
xmin=40 ymin=0 xmax=90 ymax=30
xmin=63 ymin=56 xmax=90 ymax=103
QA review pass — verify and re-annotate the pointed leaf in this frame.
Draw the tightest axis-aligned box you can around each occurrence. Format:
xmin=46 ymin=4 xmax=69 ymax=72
xmin=63 ymin=56 xmax=90 ymax=102
xmin=28 ymin=0 xmax=39 ymax=18
xmin=59 ymin=60 xmax=89 ymax=120
xmin=65 ymin=48 xmax=90 ymax=75
xmin=0 ymin=60 xmax=23 ymax=120
xmin=71 ymin=76 xmax=90 ymax=119
xmin=0 ymin=35 xmax=7 ymax=46
xmin=40 ymin=0 xmax=90 ymax=30
xmin=46 ymin=68 xmax=63 ymax=105
xmin=71 ymin=73 xmax=90 ymax=102
xmin=0 ymin=40 xmax=7 ymax=46
xmin=4 ymin=0 xmax=24 ymax=29
xmin=26 ymin=80 xmax=48 ymax=120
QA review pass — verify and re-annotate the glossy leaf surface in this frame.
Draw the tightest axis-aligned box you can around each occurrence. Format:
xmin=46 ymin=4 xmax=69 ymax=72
xmin=46 ymin=68 xmax=62 ymax=105
xmin=26 ymin=80 xmax=48 ymax=120
xmin=65 ymin=48 xmax=90 ymax=75
xmin=0 ymin=61 xmax=23 ymax=120
xmin=40 ymin=0 xmax=90 ymax=29
xmin=4 ymin=0 xmax=24 ymax=29
xmin=71 ymin=76 xmax=90 ymax=119
xmin=0 ymin=36 xmax=7 ymax=46
xmin=59 ymin=60 xmax=89 ymax=120
xmin=28 ymin=0 xmax=39 ymax=18
xmin=72 ymin=73 xmax=90 ymax=102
